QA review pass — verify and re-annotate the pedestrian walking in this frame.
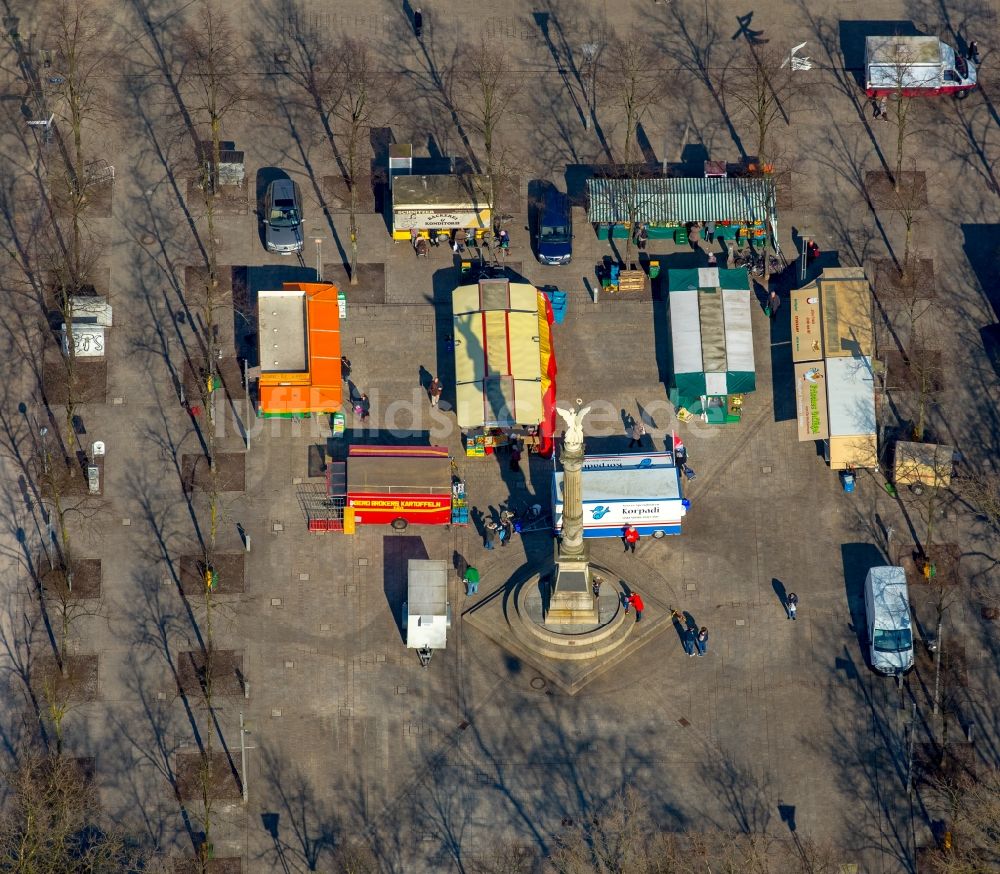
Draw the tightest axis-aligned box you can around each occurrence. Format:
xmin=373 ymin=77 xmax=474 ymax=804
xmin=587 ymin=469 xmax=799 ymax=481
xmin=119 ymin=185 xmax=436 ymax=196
xmin=878 ymin=96 xmax=888 ymax=122
xmin=428 ymin=376 xmax=443 ymax=407
xmin=413 ymin=7 xmax=423 ymax=38
xmin=508 ymin=443 xmax=522 ymax=472
xmin=967 ymin=40 xmax=981 ymax=64
xmin=695 ymin=627 xmax=708 ymax=656
xmin=493 ymin=513 xmax=513 ymax=546
xmin=636 ymin=223 xmax=648 ymax=251
xmin=627 ymin=592 xmax=645 ymax=622
xmin=682 ymin=626 xmax=697 ymax=657
xmin=592 ymin=575 xmax=603 ymax=599
xmin=356 ymin=393 xmax=370 ymax=421
xmin=498 ymin=228 xmax=510 ymax=251
xmin=464 ymin=566 xmax=480 ymax=596
xmin=483 ymin=522 xmax=495 ymax=550
xmin=623 ymin=524 xmax=640 ymax=554
xmin=767 ymin=289 xmax=780 ymax=320
xmin=871 ymin=97 xmax=883 ymax=120
xmin=340 ymin=356 xmax=352 ymax=381
xmin=627 ymin=419 xmax=646 ymax=448
xmin=786 ymin=592 xmax=798 ymax=620
xmin=706 ymin=221 xmax=716 ymax=242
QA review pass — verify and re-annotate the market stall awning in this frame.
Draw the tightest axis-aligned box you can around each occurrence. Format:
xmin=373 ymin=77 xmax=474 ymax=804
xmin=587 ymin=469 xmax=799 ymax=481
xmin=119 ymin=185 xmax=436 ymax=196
xmin=453 ymin=277 xmax=547 ymax=429
xmin=668 ymin=268 xmax=756 ymax=401
xmin=586 ymin=176 xmax=776 ymax=225
xmin=392 ymin=174 xmax=492 ymax=231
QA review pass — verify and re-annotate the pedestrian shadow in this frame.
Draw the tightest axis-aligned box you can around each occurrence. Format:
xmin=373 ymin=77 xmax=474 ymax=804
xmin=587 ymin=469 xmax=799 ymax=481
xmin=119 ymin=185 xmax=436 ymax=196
xmin=771 ymin=578 xmax=788 ymax=614
xmin=669 ymin=608 xmax=687 ymax=645
xmin=452 ymin=550 xmax=468 ymax=579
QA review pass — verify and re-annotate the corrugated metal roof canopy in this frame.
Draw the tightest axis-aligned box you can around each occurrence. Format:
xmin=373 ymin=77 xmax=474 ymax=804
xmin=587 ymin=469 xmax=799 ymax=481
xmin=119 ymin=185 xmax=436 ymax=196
xmin=587 ymin=176 xmax=776 ymax=224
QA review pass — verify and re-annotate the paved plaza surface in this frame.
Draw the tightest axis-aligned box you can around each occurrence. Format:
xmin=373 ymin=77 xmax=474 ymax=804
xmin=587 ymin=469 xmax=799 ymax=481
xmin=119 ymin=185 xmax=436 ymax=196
xmin=1 ymin=0 xmax=999 ymax=870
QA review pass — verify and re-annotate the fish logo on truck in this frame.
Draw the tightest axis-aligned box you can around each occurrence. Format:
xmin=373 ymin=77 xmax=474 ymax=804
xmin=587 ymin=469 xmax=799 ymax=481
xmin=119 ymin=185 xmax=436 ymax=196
xmin=590 ymin=506 xmax=611 ymax=520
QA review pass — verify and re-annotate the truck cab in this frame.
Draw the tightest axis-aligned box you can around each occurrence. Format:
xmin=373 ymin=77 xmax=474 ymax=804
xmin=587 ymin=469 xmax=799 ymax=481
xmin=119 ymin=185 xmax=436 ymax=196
xmin=865 ymin=35 xmax=977 ymax=98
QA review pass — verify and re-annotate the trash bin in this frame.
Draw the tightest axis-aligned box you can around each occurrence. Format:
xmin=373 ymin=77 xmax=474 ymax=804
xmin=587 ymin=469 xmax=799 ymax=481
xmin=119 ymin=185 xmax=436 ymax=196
xmin=674 ymin=227 xmax=688 ymax=245
xmin=648 ymin=260 xmax=660 ymax=279
xmin=841 ymin=471 xmax=856 ymax=492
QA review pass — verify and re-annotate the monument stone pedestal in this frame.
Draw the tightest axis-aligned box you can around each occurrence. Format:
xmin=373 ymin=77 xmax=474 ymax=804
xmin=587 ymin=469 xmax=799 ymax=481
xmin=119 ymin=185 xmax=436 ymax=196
xmin=546 ymin=560 xmax=599 ymax=625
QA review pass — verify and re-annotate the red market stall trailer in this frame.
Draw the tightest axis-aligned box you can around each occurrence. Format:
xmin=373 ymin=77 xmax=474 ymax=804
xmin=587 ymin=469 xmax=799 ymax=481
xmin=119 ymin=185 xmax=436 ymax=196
xmin=345 ymin=446 xmax=457 ymax=531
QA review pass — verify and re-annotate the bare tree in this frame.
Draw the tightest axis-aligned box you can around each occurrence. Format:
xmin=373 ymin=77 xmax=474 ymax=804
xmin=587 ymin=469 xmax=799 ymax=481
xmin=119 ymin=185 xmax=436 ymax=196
xmin=42 ymin=0 xmax=115 ymax=452
xmin=877 ymin=40 xmax=921 ymax=194
xmin=598 ymin=36 xmax=661 ymax=266
xmin=179 ymin=0 xmax=246 ymax=437
xmin=0 ymin=749 xmax=143 ymax=867
xmin=954 ymin=469 xmax=1000 ymax=534
xmin=329 ymin=38 xmax=380 ymax=285
xmin=722 ymin=42 xmax=800 ymax=167
xmin=922 ymin=769 xmax=1000 ymax=872
xmin=456 ymin=37 xmax=518 ymax=229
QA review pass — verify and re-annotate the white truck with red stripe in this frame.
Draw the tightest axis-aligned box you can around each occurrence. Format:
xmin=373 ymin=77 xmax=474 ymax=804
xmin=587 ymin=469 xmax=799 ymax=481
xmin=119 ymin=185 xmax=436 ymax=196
xmin=865 ymin=35 xmax=977 ymax=98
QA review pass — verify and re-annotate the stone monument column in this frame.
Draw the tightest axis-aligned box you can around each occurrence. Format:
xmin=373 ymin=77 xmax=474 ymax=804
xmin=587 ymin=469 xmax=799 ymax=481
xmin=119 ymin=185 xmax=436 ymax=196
xmin=546 ymin=403 xmax=599 ymax=625
xmin=558 ymin=430 xmax=586 ymax=562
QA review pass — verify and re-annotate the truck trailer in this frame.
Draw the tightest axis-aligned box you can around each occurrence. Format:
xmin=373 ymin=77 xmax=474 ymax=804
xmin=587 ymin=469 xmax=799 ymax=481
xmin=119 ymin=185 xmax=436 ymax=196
xmin=865 ymin=35 xmax=976 ymax=98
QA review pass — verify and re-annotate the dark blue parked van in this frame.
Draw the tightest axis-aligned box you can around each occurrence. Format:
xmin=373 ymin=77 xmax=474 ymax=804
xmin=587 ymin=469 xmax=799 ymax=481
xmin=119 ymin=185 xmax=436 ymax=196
xmin=536 ymin=190 xmax=572 ymax=265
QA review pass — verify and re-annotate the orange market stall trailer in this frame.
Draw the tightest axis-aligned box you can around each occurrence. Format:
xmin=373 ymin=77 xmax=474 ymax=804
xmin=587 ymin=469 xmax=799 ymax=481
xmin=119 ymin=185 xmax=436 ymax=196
xmin=257 ymin=282 xmax=341 ymax=418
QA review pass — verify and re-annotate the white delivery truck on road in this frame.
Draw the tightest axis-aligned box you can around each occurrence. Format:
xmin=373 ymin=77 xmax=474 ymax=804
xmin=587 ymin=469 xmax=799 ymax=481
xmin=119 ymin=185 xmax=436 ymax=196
xmin=552 ymin=452 xmax=689 ymax=539
xmin=865 ymin=35 xmax=977 ymax=98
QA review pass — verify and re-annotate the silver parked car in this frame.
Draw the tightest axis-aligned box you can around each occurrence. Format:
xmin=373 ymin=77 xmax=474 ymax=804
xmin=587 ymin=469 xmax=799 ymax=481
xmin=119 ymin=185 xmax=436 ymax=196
xmin=264 ymin=178 xmax=303 ymax=254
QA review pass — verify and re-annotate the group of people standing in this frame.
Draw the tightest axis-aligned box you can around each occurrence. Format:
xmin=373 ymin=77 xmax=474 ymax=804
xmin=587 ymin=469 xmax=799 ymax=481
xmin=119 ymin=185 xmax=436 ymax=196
xmin=671 ymin=609 xmax=709 ymax=657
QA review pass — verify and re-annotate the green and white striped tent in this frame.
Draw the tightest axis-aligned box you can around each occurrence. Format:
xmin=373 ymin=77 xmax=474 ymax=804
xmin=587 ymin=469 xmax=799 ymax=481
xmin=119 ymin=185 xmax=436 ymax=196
xmin=668 ymin=268 xmax=756 ymax=415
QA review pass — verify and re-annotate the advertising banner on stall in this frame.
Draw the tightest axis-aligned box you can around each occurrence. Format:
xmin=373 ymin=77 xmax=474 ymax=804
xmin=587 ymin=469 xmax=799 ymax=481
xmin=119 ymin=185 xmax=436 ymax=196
xmin=582 ymin=452 xmax=674 ymax=470
xmin=794 ymin=361 xmax=830 ymax=441
xmin=790 ymin=288 xmax=823 ymax=362
xmin=348 ymin=494 xmax=453 ymax=525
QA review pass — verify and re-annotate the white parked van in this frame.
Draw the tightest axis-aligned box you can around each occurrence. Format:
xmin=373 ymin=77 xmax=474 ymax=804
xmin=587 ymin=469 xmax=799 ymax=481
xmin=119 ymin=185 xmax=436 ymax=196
xmin=864 ymin=566 xmax=914 ymax=675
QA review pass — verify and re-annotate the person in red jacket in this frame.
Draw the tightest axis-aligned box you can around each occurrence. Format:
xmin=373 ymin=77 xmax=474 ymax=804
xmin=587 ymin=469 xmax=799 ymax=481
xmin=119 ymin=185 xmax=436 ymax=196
xmin=625 ymin=591 xmax=645 ymax=622
xmin=623 ymin=524 xmax=640 ymax=554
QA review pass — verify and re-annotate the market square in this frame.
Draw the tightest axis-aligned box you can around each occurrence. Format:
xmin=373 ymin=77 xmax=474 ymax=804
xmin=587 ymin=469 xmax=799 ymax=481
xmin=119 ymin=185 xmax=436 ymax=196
xmin=0 ymin=0 xmax=998 ymax=870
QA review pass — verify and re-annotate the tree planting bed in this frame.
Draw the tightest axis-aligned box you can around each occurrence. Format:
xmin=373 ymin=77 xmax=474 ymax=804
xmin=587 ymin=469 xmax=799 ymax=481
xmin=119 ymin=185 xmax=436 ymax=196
xmin=32 ymin=654 xmax=99 ymax=702
xmin=179 ymin=554 xmax=245 ymax=596
xmin=181 ymin=453 xmax=246 ymax=493
xmin=174 ymin=750 xmax=243 ymax=802
xmin=40 ymin=558 xmax=102 ymax=599
xmin=176 ymin=649 xmax=245 ymax=697
xmin=898 ymin=543 xmax=961 ymax=587
xmin=322 ymin=262 xmax=386 ymax=304
xmin=42 ymin=358 xmax=108 ymax=405
xmin=865 ymin=170 xmax=928 ymax=209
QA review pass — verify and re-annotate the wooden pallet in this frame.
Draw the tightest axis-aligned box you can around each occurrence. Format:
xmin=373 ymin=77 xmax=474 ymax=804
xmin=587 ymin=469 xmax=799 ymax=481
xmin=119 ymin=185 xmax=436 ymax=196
xmin=615 ymin=270 xmax=646 ymax=293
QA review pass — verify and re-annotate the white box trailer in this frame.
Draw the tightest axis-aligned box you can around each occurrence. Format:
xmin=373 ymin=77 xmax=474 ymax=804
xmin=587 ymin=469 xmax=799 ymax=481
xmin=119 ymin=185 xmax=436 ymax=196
xmin=553 ymin=461 xmax=688 ymax=539
xmin=865 ymin=35 xmax=976 ymax=97
xmin=401 ymin=559 xmax=450 ymax=666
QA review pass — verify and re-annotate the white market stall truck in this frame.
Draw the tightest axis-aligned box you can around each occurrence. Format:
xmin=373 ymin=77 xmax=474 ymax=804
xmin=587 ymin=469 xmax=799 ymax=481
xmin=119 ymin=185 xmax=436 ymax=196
xmin=865 ymin=35 xmax=977 ymax=98
xmin=552 ymin=454 xmax=688 ymax=539
xmin=401 ymin=559 xmax=451 ymax=667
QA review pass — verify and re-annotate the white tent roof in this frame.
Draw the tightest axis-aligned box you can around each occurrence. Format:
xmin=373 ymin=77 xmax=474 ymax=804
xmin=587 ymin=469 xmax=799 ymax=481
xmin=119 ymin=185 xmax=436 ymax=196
xmin=670 ymin=290 xmax=703 ymax=375
xmin=723 ymin=289 xmax=755 ymax=373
